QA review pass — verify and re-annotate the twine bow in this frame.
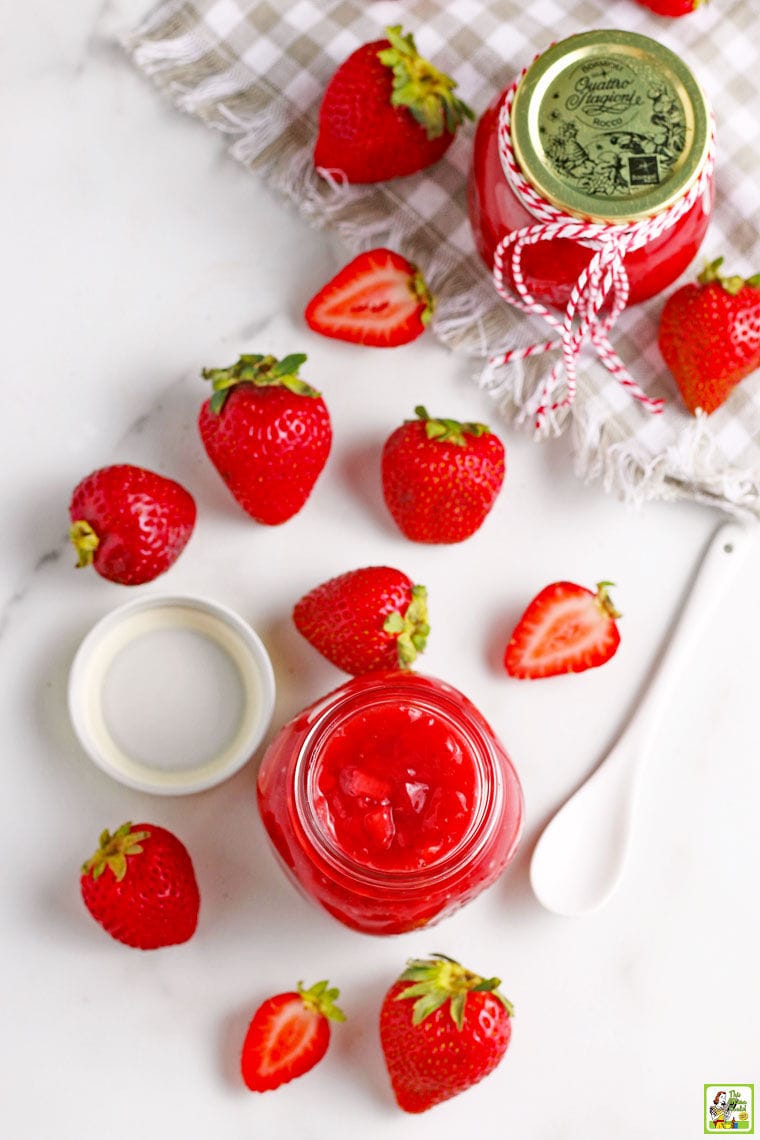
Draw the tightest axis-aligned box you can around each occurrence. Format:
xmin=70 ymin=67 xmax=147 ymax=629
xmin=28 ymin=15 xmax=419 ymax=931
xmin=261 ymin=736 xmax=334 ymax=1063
xmin=486 ymin=77 xmax=715 ymax=431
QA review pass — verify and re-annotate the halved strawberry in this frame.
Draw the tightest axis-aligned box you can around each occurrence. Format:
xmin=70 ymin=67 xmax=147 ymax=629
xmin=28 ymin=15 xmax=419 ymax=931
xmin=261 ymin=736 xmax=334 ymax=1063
xmin=504 ymin=581 xmax=621 ymax=679
xmin=240 ymin=980 xmax=345 ymax=1092
xmin=304 ymin=248 xmax=433 ymax=347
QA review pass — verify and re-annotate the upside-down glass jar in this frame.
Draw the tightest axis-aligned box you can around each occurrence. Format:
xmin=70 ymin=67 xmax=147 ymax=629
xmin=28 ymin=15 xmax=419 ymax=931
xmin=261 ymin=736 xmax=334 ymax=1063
xmin=256 ymin=671 xmax=523 ymax=935
xmin=468 ymin=28 xmax=714 ymax=309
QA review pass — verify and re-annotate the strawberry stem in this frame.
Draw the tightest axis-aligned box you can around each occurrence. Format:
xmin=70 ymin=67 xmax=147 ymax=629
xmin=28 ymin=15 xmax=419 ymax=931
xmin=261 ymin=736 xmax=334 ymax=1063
xmin=410 ymin=269 xmax=435 ymax=327
xmin=595 ymin=581 xmax=621 ymax=620
xmin=69 ymin=519 xmax=100 ymax=568
xmin=377 ymin=26 xmax=473 ymax=141
xmin=383 ymin=583 xmax=429 ymax=668
xmin=201 ymin=353 xmax=318 ymax=414
xmin=413 ymin=405 xmax=490 ymax=446
xmin=698 ymin=257 xmax=760 ymax=296
xmin=394 ymin=954 xmax=514 ymax=1031
xmin=81 ymin=822 xmax=151 ymax=883
xmin=297 ymin=980 xmax=346 ymax=1023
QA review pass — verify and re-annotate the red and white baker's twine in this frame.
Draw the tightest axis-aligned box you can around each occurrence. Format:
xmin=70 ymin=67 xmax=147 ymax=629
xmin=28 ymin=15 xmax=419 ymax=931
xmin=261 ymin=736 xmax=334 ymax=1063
xmin=487 ymin=74 xmax=716 ymax=431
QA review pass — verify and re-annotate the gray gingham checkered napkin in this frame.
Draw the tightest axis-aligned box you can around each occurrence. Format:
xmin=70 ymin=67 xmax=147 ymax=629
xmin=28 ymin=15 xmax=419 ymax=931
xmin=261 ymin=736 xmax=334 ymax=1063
xmin=124 ymin=0 xmax=760 ymax=515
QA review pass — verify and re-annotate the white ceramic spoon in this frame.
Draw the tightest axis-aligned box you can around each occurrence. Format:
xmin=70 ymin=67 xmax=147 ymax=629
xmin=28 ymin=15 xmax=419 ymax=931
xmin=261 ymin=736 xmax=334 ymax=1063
xmin=529 ymin=519 xmax=752 ymax=917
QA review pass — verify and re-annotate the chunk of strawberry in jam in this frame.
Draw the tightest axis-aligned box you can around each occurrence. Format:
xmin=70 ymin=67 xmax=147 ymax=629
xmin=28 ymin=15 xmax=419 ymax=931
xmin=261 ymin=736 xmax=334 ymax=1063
xmin=338 ymin=766 xmax=393 ymax=803
xmin=363 ymin=804 xmax=396 ymax=850
xmin=314 ymin=703 xmax=477 ymax=871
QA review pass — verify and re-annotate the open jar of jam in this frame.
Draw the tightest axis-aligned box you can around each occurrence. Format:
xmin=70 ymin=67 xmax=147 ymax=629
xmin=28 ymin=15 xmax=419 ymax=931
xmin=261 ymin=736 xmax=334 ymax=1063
xmin=256 ymin=671 xmax=523 ymax=935
xmin=468 ymin=29 xmax=714 ymax=309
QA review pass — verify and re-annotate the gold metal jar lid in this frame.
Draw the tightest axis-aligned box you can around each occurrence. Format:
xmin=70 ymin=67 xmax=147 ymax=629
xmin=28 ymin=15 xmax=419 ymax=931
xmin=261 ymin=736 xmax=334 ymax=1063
xmin=510 ymin=29 xmax=711 ymax=223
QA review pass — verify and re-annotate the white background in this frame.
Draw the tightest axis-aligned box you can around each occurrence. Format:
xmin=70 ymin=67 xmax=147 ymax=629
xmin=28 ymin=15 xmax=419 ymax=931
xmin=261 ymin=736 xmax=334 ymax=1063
xmin=2 ymin=0 xmax=758 ymax=1137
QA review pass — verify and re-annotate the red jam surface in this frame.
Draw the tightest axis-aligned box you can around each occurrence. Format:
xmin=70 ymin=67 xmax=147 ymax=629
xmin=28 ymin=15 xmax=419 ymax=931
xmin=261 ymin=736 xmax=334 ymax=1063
xmin=468 ymin=89 xmax=714 ymax=309
xmin=256 ymin=672 xmax=523 ymax=935
xmin=312 ymin=702 xmax=477 ymax=873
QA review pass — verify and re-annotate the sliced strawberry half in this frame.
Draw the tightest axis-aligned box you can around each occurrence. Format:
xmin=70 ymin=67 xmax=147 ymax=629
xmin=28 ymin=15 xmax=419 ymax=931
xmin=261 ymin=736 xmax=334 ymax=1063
xmin=240 ymin=980 xmax=345 ymax=1092
xmin=304 ymin=248 xmax=434 ymax=347
xmin=504 ymin=581 xmax=621 ymax=679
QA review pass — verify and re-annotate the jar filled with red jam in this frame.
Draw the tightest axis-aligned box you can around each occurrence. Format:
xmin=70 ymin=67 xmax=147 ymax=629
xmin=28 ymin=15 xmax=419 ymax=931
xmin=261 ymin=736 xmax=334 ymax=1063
xmin=256 ymin=671 xmax=523 ymax=935
xmin=468 ymin=29 xmax=714 ymax=309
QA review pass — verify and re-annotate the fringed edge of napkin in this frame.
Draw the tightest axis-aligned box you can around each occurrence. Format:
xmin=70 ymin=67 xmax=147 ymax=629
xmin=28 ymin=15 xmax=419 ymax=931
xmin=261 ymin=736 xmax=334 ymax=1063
xmin=122 ymin=3 xmax=760 ymax=520
xmin=576 ymin=409 xmax=760 ymax=517
xmin=121 ymin=3 xmax=500 ymax=348
xmin=476 ymin=358 xmax=760 ymax=517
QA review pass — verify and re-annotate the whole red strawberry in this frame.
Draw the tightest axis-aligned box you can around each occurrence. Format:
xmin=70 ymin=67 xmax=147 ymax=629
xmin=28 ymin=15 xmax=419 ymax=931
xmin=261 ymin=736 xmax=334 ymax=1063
xmin=635 ymin=0 xmax=705 ymax=14
xmin=305 ymin=248 xmax=434 ymax=347
xmin=659 ymin=258 xmax=760 ymax=415
xmin=314 ymin=25 xmax=473 ymax=183
xmin=293 ymin=566 xmax=429 ymax=675
xmin=380 ymin=954 xmax=514 ymax=1113
xmin=504 ymin=581 xmax=621 ymax=679
xmin=241 ymin=979 xmax=345 ymax=1092
xmin=80 ymin=821 xmax=200 ymax=949
xmin=69 ymin=464 xmax=196 ymax=585
xmin=199 ymin=353 xmax=332 ymax=524
xmin=381 ymin=406 xmax=505 ymax=543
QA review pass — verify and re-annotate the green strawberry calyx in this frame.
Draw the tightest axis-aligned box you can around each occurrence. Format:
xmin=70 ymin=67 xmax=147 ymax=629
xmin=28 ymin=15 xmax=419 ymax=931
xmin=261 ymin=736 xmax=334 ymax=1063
xmin=413 ymin=405 xmax=490 ymax=446
xmin=377 ymin=26 xmax=474 ymax=141
xmin=410 ymin=269 xmax=435 ymax=327
xmin=698 ymin=257 xmax=760 ymax=296
xmin=595 ymin=581 xmax=621 ymax=621
xmin=394 ymin=953 xmax=514 ymax=1031
xmin=383 ymin=583 xmax=429 ymax=668
xmin=69 ymin=519 xmax=100 ymax=568
xmin=202 ymin=353 xmax=319 ymax=415
xmin=297 ymin=979 xmax=347 ymax=1023
xmin=81 ymin=822 xmax=151 ymax=882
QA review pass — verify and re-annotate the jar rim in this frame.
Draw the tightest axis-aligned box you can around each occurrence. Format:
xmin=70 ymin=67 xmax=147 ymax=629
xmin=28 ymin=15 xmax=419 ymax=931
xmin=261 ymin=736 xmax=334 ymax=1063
xmin=511 ymin=28 xmax=711 ymax=223
xmin=290 ymin=675 xmax=503 ymax=889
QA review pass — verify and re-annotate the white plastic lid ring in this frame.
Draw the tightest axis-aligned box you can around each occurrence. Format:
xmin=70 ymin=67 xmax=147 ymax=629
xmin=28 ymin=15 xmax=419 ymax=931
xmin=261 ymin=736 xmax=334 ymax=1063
xmin=68 ymin=595 xmax=276 ymax=794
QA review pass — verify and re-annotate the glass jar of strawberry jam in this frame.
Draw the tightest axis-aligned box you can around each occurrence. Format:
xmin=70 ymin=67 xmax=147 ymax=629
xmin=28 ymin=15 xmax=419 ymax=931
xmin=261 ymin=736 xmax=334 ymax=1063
xmin=256 ymin=671 xmax=523 ymax=935
xmin=468 ymin=29 xmax=714 ymax=308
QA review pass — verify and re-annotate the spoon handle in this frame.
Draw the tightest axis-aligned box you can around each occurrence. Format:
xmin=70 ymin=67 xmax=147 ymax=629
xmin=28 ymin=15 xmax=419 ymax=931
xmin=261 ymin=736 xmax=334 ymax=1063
xmin=628 ymin=520 xmax=752 ymax=759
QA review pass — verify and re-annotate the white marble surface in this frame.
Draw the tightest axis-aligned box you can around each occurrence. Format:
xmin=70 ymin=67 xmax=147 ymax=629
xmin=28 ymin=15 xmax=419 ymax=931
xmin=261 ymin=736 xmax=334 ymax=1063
xmin=2 ymin=2 xmax=759 ymax=1137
